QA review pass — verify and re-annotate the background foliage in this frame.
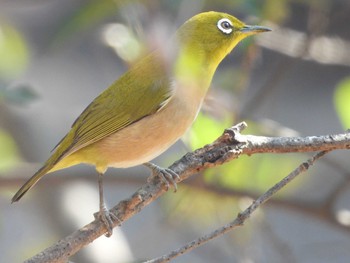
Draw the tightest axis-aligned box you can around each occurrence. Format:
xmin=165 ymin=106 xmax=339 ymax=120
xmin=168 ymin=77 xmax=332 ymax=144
xmin=1 ymin=0 xmax=350 ymax=262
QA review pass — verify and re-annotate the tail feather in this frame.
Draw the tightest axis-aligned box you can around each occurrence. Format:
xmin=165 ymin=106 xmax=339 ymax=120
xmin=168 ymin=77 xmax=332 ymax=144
xmin=11 ymin=163 xmax=54 ymax=203
xmin=11 ymin=132 xmax=75 ymax=203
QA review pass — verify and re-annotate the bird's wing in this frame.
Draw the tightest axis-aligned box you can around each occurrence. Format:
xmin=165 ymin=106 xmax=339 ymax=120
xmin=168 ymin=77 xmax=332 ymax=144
xmin=55 ymin=54 xmax=173 ymax=158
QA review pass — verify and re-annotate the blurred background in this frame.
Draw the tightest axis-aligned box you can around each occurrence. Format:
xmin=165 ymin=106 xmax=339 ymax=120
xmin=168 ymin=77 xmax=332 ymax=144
xmin=1 ymin=0 xmax=350 ymax=262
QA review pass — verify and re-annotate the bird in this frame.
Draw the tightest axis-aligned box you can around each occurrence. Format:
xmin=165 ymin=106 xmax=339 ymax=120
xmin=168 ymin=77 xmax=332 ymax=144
xmin=12 ymin=11 xmax=271 ymax=236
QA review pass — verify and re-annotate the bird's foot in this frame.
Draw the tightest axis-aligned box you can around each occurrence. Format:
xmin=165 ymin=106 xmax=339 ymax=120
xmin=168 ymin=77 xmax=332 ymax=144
xmin=144 ymin=162 xmax=180 ymax=192
xmin=94 ymin=204 xmax=120 ymax=237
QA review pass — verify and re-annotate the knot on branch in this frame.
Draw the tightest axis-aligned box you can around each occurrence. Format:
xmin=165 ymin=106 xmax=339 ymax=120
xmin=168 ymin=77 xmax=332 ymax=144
xmin=223 ymin=121 xmax=248 ymax=144
xmin=200 ymin=122 xmax=248 ymax=166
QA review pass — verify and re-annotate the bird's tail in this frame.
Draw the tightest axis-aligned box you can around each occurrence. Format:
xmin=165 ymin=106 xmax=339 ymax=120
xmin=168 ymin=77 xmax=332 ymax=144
xmin=11 ymin=132 xmax=75 ymax=203
xmin=11 ymin=162 xmax=55 ymax=203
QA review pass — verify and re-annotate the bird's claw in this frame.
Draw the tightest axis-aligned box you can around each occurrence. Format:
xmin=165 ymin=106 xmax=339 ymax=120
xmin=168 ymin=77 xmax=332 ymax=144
xmin=94 ymin=205 xmax=120 ymax=237
xmin=144 ymin=163 xmax=179 ymax=192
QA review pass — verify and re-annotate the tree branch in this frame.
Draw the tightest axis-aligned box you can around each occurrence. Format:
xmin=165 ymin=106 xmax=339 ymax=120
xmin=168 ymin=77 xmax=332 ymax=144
xmin=24 ymin=122 xmax=350 ymax=263
xmin=145 ymin=150 xmax=330 ymax=263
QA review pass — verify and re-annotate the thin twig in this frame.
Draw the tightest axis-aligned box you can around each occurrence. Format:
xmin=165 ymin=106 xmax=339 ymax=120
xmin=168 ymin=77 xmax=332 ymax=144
xmin=145 ymin=150 xmax=330 ymax=263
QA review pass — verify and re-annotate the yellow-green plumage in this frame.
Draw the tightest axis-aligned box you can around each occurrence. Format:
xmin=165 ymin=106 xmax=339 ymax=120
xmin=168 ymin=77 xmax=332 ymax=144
xmin=12 ymin=12 xmax=270 ymax=217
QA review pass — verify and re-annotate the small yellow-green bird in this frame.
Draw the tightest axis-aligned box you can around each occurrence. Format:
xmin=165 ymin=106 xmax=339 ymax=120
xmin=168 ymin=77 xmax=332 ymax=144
xmin=12 ymin=11 xmax=270 ymax=236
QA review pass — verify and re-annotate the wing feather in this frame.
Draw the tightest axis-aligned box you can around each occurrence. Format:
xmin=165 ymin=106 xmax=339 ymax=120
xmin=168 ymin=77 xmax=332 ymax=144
xmin=55 ymin=53 xmax=173 ymax=158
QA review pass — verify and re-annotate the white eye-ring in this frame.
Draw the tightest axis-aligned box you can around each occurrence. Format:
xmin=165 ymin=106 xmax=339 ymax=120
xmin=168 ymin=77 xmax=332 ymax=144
xmin=217 ymin=18 xmax=233 ymax=34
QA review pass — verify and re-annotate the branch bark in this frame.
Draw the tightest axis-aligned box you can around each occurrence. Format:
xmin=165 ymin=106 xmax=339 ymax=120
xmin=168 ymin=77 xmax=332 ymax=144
xmin=24 ymin=122 xmax=350 ymax=263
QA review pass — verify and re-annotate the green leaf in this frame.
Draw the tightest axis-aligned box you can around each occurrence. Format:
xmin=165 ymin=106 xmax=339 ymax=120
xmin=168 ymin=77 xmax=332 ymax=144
xmin=334 ymin=77 xmax=350 ymax=129
xmin=0 ymin=129 xmax=20 ymax=173
xmin=0 ymin=24 xmax=29 ymax=80
xmin=203 ymin=154 xmax=300 ymax=193
xmin=184 ymin=112 xmax=232 ymax=150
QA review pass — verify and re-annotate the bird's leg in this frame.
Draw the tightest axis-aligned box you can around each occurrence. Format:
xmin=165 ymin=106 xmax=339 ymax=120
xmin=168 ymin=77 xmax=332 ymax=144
xmin=94 ymin=172 xmax=119 ymax=237
xmin=143 ymin=162 xmax=180 ymax=191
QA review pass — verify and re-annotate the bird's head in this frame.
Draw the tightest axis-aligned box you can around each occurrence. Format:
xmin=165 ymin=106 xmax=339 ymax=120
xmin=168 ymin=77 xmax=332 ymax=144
xmin=176 ymin=11 xmax=271 ymax=68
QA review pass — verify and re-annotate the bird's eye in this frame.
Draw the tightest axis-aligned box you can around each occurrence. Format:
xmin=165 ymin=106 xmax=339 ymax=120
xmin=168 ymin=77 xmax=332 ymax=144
xmin=217 ymin=18 xmax=233 ymax=34
xmin=222 ymin=21 xmax=231 ymax=29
